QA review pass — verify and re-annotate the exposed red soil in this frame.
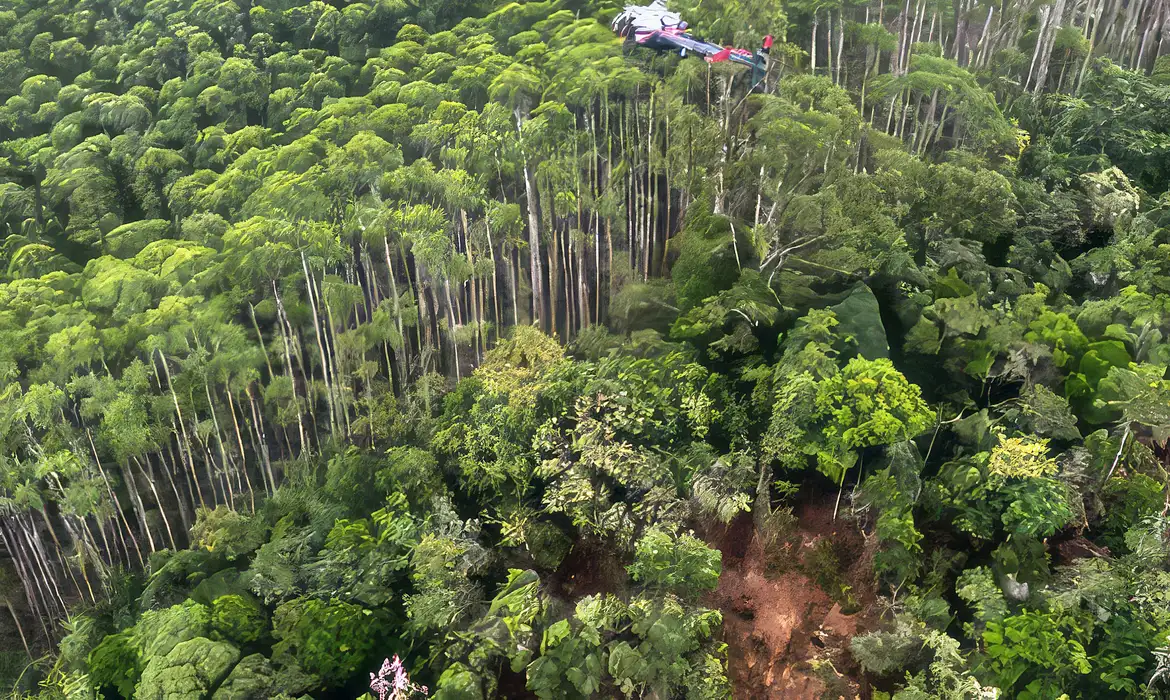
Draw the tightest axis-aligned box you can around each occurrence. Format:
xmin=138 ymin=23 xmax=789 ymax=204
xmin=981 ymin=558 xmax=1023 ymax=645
xmin=703 ymin=494 xmax=877 ymax=700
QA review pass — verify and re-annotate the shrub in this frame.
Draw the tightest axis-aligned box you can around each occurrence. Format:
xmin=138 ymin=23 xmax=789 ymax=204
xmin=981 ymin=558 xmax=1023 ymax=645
xmin=191 ymin=506 xmax=265 ymax=560
xmin=87 ymin=630 xmax=140 ymax=698
xmin=211 ymin=594 xmax=269 ymax=646
xmin=627 ymin=526 xmax=721 ymax=599
xmin=272 ymin=597 xmax=381 ymax=686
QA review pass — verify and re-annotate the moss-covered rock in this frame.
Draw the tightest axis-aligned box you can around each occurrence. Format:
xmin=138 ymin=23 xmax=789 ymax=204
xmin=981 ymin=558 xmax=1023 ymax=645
xmin=211 ymin=653 xmax=275 ymax=700
xmin=134 ymin=600 xmax=211 ymax=661
xmin=136 ymin=637 xmax=240 ymax=700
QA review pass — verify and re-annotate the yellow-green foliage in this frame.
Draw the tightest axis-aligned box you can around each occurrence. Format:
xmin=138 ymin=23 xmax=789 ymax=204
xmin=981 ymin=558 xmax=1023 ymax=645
xmin=988 ymin=434 xmax=1059 ymax=479
xmin=191 ymin=507 xmax=265 ymax=561
xmin=474 ymin=325 xmax=565 ymax=405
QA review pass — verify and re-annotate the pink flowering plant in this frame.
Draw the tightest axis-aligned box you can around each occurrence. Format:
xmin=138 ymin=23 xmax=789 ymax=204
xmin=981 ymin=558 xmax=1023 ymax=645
xmin=369 ymin=655 xmax=429 ymax=700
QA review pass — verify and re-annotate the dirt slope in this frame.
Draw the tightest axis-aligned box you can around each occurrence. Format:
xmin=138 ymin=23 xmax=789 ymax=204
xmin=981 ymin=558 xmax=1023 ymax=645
xmin=704 ymin=497 xmax=873 ymax=700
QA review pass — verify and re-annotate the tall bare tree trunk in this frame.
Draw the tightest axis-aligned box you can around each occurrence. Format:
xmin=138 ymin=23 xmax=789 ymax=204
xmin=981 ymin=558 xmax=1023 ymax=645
xmin=134 ymin=456 xmax=175 ymax=549
xmin=271 ymin=283 xmax=310 ymax=458
xmin=811 ymin=11 xmax=819 ymax=74
xmin=300 ymin=252 xmax=338 ymax=436
xmin=517 ymin=108 xmax=544 ymax=331
xmin=1034 ymin=0 xmax=1067 ymax=91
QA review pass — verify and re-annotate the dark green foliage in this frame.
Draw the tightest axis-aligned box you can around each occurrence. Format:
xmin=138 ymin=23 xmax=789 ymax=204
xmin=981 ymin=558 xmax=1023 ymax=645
xmin=139 ymin=549 xmax=229 ymax=611
xmin=56 ymin=615 xmax=105 ymax=675
xmin=1099 ymin=474 xmax=1165 ymax=552
xmin=669 ymin=207 xmax=741 ymax=314
xmin=271 ymin=597 xmax=380 ymax=687
xmin=87 ymin=630 xmax=140 ymax=698
xmin=306 ymin=496 xmax=416 ymax=607
xmin=828 ymin=284 xmax=889 ymax=360
xmin=375 ymin=446 xmax=447 ymax=508
xmin=322 ymin=446 xmax=386 ymax=515
xmin=522 ymin=520 xmax=572 ymax=570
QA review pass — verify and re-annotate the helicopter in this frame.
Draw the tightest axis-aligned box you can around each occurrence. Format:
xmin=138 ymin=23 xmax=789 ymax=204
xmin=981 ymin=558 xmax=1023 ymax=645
xmin=610 ymin=0 xmax=772 ymax=81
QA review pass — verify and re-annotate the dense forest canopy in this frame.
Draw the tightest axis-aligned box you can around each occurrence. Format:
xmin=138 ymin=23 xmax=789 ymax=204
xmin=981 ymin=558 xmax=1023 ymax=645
xmin=0 ymin=0 xmax=1168 ymax=697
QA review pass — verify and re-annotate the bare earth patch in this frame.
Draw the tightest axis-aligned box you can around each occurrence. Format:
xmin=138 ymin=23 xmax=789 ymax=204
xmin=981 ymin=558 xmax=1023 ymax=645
xmin=704 ymin=495 xmax=875 ymax=700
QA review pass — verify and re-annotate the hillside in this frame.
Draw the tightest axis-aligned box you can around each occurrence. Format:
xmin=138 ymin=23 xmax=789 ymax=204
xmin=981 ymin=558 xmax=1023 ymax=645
xmin=1 ymin=0 xmax=1170 ymax=698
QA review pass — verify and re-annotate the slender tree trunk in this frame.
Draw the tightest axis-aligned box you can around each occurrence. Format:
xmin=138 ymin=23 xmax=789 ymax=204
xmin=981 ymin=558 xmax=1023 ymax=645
xmin=443 ymin=278 xmax=462 ymax=379
xmin=85 ymin=428 xmax=143 ymax=568
xmin=518 ymin=109 xmax=544 ymax=331
xmin=34 ymin=507 xmax=84 ymax=604
xmin=6 ymin=603 xmax=30 ymax=658
xmin=1035 ymin=0 xmax=1068 ymax=91
xmin=25 ymin=519 xmax=67 ymax=614
xmin=61 ymin=515 xmax=97 ymax=602
xmin=165 ymin=440 xmax=197 ymax=518
xmin=301 ymin=252 xmax=339 ymax=437
xmin=227 ymin=390 xmax=261 ymax=507
xmin=120 ymin=461 xmax=157 ymax=554
xmin=547 ymin=216 xmax=560 ymax=338
xmin=1027 ymin=5 xmax=1054 ymax=90
xmin=249 ymin=303 xmax=275 ymax=382
xmin=134 ymin=456 xmax=175 ymax=549
xmin=158 ymin=351 xmax=207 ymax=510
xmin=204 ymin=381 xmax=238 ymax=509
xmin=483 ymin=217 xmax=502 ymax=343
xmin=0 ymin=524 xmax=51 ymax=640
xmin=157 ymin=449 xmax=193 ymax=531
xmin=245 ymin=386 xmax=278 ymax=491
xmin=836 ymin=10 xmax=846 ymax=82
xmin=272 ymin=281 xmax=309 ymax=458
xmin=812 ymin=11 xmax=819 ymax=74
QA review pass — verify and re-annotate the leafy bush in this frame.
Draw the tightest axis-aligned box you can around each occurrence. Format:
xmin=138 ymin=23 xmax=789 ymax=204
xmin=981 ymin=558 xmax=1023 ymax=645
xmin=191 ymin=506 xmax=266 ymax=561
xmin=802 ymin=538 xmax=858 ymax=612
xmin=627 ymin=527 xmax=721 ymax=599
xmin=211 ymin=594 xmax=268 ymax=646
xmin=1100 ymin=473 xmax=1165 ymax=552
xmin=323 ymin=447 xmax=385 ymax=515
xmin=981 ymin=609 xmax=1092 ymax=696
xmin=272 ymin=597 xmax=380 ymax=687
xmin=522 ymin=519 xmax=572 ymax=570
xmin=307 ymin=500 xmax=416 ymax=607
xmin=87 ymin=630 xmax=140 ymax=698
xmin=139 ymin=549 xmax=228 ymax=611
xmin=850 ymin=619 xmax=925 ymax=677
xmin=474 ymin=325 xmax=566 ymax=405
xmin=57 ymin=615 xmax=106 ymax=675
xmin=375 ymin=446 xmax=447 ymax=509
xmin=609 ymin=595 xmax=726 ymax=698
